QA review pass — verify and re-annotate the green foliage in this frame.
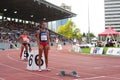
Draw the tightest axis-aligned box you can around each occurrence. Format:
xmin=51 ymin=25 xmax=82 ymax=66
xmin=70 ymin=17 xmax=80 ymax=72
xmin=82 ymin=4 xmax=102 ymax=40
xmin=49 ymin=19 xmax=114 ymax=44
xmin=57 ymin=20 xmax=82 ymax=38
xmin=83 ymin=32 xmax=95 ymax=37
xmin=82 ymin=33 xmax=86 ymax=37
xmin=72 ymin=28 xmax=82 ymax=38
xmin=90 ymin=33 xmax=95 ymax=37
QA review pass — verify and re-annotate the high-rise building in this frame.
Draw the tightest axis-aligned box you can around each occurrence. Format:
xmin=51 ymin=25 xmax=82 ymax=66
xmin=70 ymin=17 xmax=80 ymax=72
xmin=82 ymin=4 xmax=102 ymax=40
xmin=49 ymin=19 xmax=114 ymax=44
xmin=104 ymin=0 xmax=120 ymax=32
xmin=48 ymin=3 xmax=71 ymax=32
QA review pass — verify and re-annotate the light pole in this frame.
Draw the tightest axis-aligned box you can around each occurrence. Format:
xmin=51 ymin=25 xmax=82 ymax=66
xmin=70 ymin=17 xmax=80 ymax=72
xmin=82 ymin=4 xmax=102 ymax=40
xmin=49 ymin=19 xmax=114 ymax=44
xmin=88 ymin=0 xmax=90 ymax=43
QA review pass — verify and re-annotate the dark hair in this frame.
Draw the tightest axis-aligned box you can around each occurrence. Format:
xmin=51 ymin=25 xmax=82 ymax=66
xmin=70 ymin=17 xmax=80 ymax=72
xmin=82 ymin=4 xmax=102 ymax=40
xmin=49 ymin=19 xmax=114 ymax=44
xmin=40 ymin=21 xmax=45 ymax=25
xmin=38 ymin=21 xmax=42 ymax=28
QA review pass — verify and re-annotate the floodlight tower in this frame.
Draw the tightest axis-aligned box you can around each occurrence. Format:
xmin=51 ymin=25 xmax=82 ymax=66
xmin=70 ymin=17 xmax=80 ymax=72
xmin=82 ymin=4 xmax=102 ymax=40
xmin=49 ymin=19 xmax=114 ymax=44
xmin=88 ymin=0 xmax=90 ymax=43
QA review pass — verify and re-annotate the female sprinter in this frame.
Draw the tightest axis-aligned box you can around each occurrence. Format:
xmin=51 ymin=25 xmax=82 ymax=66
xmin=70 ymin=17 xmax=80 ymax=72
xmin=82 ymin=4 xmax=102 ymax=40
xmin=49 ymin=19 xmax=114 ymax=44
xmin=36 ymin=21 xmax=50 ymax=71
xmin=18 ymin=31 xmax=30 ymax=60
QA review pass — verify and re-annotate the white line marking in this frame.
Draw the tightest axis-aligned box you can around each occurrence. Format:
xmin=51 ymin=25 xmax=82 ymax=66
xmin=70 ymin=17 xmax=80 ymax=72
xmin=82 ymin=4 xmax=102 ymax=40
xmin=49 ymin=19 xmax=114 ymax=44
xmin=7 ymin=54 xmax=26 ymax=63
xmin=112 ymin=65 xmax=120 ymax=68
xmin=0 ymin=77 xmax=5 ymax=80
xmin=0 ymin=63 xmax=62 ymax=80
xmin=7 ymin=53 xmax=95 ymax=77
xmin=107 ymin=76 xmax=120 ymax=80
xmin=7 ymin=50 xmax=120 ymax=80
xmin=93 ymin=67 xmax=103 ymax=69
xmin=6 ymin=53 xmax=99 ymax=76
xmin=78 ymin=76 xmax=120 ymax=80
xmin=78 ymin=76 xmax=106 ymax=80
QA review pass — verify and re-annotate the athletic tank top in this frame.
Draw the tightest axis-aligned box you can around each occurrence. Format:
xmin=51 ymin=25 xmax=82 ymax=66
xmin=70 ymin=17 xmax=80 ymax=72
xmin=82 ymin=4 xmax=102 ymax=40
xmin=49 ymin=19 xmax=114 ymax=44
xmin=21 ymin=35 xmax=29 ymax=43
xmin=39 ymin=29 xmax=48 ymax=42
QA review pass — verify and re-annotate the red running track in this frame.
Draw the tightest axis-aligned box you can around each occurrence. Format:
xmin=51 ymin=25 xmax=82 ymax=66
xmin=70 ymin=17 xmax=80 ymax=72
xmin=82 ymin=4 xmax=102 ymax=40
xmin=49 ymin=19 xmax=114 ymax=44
xmin=0 ymin=46 xmax=120 ymax=80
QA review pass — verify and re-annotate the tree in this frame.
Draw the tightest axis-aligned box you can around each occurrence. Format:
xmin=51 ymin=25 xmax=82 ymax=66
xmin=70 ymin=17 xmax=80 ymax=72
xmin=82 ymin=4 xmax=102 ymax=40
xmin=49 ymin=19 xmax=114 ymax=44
xmin=57 ymin=20 xmax=82 ymax=38
xmin=82 ymin=32 xmax=95 ymax=38
xmin=72 ymin=28 xmax=82 ymax=38
xmin=90 ymin=33 xmax=95 ymax=37
xmin=82 ymin=33 xmax=86 ymax=37
xmin=57 ymin=21 xmax=72 ymax=38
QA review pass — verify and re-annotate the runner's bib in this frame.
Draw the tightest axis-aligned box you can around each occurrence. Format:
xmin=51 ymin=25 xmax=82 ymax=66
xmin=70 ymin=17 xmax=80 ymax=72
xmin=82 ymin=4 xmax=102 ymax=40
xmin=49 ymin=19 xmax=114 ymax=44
xmin=41 ymin=35 xmax=47 ymax=41
xmin=22 ymin=35 xmax=29 ymax=43
xmin=40 ymin=29 xmax=48 ymax=42
xmin=23 ymin=37 xmax=29 ymax=42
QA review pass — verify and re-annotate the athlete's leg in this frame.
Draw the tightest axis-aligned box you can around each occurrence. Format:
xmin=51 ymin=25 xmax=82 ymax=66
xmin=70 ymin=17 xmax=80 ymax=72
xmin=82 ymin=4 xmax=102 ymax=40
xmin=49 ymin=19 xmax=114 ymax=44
xmin=28 ymin=43 xmax=32 ymax=51
xmin=20 ymin=44 xmax=24 ymax=59
xmin=44 ymin=44 xmax=49 ymax=69
xmin=56 ymin=43 xmax=58 ymax=49
xmin=25 ymin=44 xmax=29 ymax=58
xmin=38 ymin=44 xmax=43 ymax=71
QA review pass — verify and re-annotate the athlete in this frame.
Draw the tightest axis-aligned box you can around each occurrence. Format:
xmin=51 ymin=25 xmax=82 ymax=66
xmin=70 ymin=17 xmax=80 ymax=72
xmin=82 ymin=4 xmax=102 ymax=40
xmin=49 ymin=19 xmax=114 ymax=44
xmin=55 ymin=37 xmax=59 ymax=49
xmin=36 ymin=21 xmax=50 ymax=71
xmin=18 ymin=31 xmax=30 ymax=60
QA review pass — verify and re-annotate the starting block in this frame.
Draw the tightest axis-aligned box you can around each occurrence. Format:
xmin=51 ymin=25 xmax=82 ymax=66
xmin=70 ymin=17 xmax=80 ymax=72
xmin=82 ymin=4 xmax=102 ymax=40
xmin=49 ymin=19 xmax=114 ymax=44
xmin=58 ymin=71 xmax=66 ymax=76
xmin=57 ymin=70 xmax=80 ymax=78
xmin=70 ymin=71 xmax=80 ymax=78
xmin=26 ymin=50 xmax=46 ymax=71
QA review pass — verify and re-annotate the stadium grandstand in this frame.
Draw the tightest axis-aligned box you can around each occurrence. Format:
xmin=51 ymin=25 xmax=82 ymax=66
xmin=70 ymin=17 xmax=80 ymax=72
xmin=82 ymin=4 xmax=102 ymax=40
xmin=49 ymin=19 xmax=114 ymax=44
xmin=0 ymin=0 xmax=76 ymax=50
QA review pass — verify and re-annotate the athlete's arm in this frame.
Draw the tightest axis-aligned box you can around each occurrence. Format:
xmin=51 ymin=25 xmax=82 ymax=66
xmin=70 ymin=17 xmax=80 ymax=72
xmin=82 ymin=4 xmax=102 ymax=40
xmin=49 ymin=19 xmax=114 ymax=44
xmin=36 ymin=30 xmax=40 ymax=46
xmin=27 ymin=36 xmax=31 ymax=42
xmin=18 ymin=35 xmax=22 ymax=43
xmin=47 ymin=31 xmax=51 ymax=47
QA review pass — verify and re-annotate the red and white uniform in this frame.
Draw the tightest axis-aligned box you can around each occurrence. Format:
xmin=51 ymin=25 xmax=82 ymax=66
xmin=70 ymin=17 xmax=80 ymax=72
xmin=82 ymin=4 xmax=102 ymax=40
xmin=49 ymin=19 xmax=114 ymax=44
xmin=21 ymin=35 xmax=29 ymax=43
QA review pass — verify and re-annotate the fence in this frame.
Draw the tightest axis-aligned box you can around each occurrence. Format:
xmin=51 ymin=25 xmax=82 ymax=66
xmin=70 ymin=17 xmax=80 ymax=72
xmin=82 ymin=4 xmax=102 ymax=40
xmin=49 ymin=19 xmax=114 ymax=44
xmin=0 ymin=39 xmax=10 ymax=50
xmin=0 ymin=39 xmax=38 ymax=50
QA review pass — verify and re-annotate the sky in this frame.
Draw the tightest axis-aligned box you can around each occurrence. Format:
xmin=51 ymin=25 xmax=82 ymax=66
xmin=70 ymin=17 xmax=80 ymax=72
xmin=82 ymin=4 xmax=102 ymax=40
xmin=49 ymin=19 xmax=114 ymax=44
xmin=46 ymin=0 xmax=105 ymax=36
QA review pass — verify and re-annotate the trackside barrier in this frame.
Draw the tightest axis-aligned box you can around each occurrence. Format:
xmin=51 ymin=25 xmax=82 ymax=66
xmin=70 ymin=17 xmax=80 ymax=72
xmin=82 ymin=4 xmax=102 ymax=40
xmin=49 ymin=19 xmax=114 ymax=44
xmin=106 ymin=48 xmax=120 ymax=56
xmin=17 ymin=41 xmax=37 ymax=49
xmin=26 ymin=50 xmax=46 ymax=70
xmin=0 ymin=39 xmax=19 ymax=50
xmin=0 ymin=39 xmax=9 ymax=50
xmin=9 ymin=41 xmax=18 ymax=49
xmin=90 ymin=47 xmax=104 ymax=54
xmin=72 ymin=44 xmax=82 ymax=53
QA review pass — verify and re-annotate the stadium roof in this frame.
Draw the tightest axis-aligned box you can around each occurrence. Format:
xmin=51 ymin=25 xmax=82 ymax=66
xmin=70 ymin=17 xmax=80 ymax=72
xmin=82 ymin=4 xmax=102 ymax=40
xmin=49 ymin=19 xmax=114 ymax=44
xmin=0 ymin=0 xmax=76 ymax=22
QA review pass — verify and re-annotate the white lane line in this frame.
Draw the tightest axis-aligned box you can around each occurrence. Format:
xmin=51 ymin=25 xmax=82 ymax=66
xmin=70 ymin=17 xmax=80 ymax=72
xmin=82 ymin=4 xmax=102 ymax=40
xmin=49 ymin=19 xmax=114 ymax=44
xmin=7 ymin=51 xmax=120 ymax=80
xmin=0 ymin=77 xmax=5 ymax=80
xmin=0 ymin=63 xmax=62 ymax=80
xmin=78 ymin=76 xmax=120 ymax=80
xmin=107 ymin=76 xmax=120 ymax=80
xmin=78 ymin=76 xmax=106 ymax=80
xmin=6 ymin=53 xmax=98 ymax=76
xmin=112 ymin=65 xmax=120 ymax=68
xmin=93 ymin=67 xmax=103 ymax=69
xmin=7 ymin=54 xmax=26 ymax=63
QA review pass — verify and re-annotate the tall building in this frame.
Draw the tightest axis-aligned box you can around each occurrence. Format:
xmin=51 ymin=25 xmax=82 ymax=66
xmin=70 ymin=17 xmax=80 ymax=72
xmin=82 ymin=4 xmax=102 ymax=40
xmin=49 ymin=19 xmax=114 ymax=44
xmin=56 ymin=3 xmax=71 ymax=30
xmin=104 ymin=0 xmax=120 ymax=32
xmin=48 ymin=3 xmax=71 ymax=32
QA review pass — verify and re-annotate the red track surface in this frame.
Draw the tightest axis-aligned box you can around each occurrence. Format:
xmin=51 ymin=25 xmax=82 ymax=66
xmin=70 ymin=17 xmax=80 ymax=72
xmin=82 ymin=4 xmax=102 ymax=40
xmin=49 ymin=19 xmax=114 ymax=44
xmin=0 ymin=46 xmax=120 ymax=80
